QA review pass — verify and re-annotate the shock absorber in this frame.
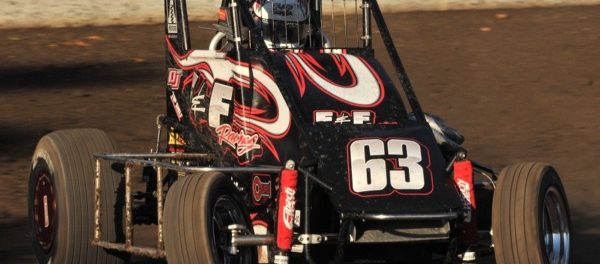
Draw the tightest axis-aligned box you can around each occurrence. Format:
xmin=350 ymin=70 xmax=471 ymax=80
xmin=453 ymin=159 xmax=478 ymax=261
xmin=275 ymin=160 xmax=299 ymax=264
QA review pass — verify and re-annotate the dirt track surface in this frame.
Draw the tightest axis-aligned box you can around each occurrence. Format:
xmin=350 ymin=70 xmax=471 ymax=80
xmin=1 ymin=5 xmax=599 ymax=263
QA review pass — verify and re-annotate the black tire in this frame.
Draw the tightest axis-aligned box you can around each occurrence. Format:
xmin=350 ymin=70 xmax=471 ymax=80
xmin=28 ymin=129 xmax=126 ymax=264
xmin=164 ymin=172 xmax=256 ymax=264
xmin=492 ymin=162 xmax=571 ymax=264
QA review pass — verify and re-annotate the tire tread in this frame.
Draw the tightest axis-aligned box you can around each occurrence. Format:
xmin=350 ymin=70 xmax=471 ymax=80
xmin=164 ymin=172 xmax=255 ymax=264
xmin=30 ymin=129 xmax=124 ymax=264
xmin=492 ymin=162 xmax=569 ymax=264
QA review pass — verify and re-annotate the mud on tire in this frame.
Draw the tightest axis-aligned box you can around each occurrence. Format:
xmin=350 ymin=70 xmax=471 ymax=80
xmin=28 ymin=129 xmax=126 ymax=264
xmin=492 ymin=162 xmax=571 ymax=263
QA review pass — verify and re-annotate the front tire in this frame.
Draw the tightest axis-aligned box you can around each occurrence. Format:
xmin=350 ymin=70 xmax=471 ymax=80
xmin=164 ymin=172 xmax=256 ymax=264
xmin=28 ymin=129 xmax=126 ymax=263
xmin=492 ymin=162 xmax=571 ymax=263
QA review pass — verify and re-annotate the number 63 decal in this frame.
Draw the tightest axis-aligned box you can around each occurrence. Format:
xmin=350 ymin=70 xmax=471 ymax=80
xmin=347 ymin=138 xmax=434 ymax=197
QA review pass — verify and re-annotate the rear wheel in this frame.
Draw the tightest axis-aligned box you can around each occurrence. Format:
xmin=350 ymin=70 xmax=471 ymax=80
xmin=164 ymin=172 xmax=256 ymax=264
xmin=492 ymin=162 xmax=570 ymax=263
xmin=28 ymin=129 xmax=126 ymax=263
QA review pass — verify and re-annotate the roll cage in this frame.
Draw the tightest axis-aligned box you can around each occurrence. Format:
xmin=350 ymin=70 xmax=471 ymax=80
xmin=170 ymin=0 xmax=427 ymax=123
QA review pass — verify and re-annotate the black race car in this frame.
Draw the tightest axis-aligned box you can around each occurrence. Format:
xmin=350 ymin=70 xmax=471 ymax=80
xmin=27 ymin=0 xmax=571 ymax=263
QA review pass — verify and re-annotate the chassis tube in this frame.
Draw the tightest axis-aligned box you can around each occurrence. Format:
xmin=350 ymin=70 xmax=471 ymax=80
xmin=369 ymin=0 xmax=425 ymax=121
xmin=156 ymin=167 xmax=165 ymax=250
xmin=303 ymin=168 xmax=316 ymax=263
xmin=362 ymin=0 xmax=371 ymax=48
xmin=232 ymin=235 xmax=274 ymax=246
xmin=125 ymin=163 xmax=133 ymax=247
xmin=93 ymin=159 xmax=102 ymax=242
xmin=177 ymin=0 xmax=191 ymax=50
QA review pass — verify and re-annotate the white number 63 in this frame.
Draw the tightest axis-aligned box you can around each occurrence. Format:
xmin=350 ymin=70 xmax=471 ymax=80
xmin=348 ymin=138 xmax=428 ymax=195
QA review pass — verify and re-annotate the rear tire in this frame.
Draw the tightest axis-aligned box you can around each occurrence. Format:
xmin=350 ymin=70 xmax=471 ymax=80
xmin=492 ymin=162 xmax=571 ymax=263
xmin=164 ymin=172 xmax=256 ymax=264
xmin=28 ymin=129 xmax=126 ymax=263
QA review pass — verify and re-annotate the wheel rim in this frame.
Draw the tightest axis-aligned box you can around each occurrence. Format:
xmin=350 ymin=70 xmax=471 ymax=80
xmin=210 ymin=195 xmax=250 ymax=263
xmin=33 ymin=171 xmax=57 ymax=252
xmin=542 ymin=186 xmax=570 ymax=264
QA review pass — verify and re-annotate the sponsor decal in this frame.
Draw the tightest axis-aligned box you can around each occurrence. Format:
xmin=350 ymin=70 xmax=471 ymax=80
xmin=167 ymin=0 xmax=178 ymax=35
xmin=166 ymin=39 xmax=293 ymax=163
xmin=453 ymin=160 xmax=477 ymax=244
xmin=282 ymin=187 xmax=296 ymax=230
xmin=170 ymin=92 xmax=184 ymax=121
xmin=208 ymin=82 xmax=234 ymax=128
xmin=167 ymin=38 xmax=292 ymax=163
xmin=186 ymin=72 xmax=208 ymax=125
xmin=277 ymin=169 xmax=298 ymax=251
xmin=191 ymin=88 xmax=206 ymax=115
xmin=168 ymin=130 xmax=185 ymax=153
xmin=167 ymin=68 xmax=182 ymax=90
xmin=456 ymin=179 xmax=471 ymax=202
xmin=294 ymin=210 xmax=301 ymax=228
xmin=314 ymin=110 xmax=376 ymax=125
xmin=168 ymin=131 xmax=185 ymax=146
xmin=215 ymin=124 xmax=261 ymax=156
xmin=453 ymin=160 xmax=476 ymax=224
xmin=252 ymin=175 xmax=272 ymax=204
xmin=456 ymin=179 xmax=472 ymax=222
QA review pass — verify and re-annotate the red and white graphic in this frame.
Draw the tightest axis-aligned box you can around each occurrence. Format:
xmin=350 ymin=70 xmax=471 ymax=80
xmin=314 ymin=110 xmax=376 ymax=125
xmin=285 ymin=53 xmax=385 ymax=107
xmin=252 ymin=175 xmax=272 ymax=203
xmin=169 ymin=92 xmax=184 ymax=121
xmin=167 ymin=38 xmax=291 ymax=162
xmin=282 ymin=188 xmax=296 ymax=229
xmin=190 ymin=73 xmax=207 ymax=116
xmin=453 ymin=160 xmax=477 ymax=244
xmin=215 ymin=124 xmax=261 ymax=156
xmin=167 ymin=68 xmax=182 ymax=90
xmin=347 ymin=138 xmax=434 ymax=197
xmin=208 ymin=83 xmax=234 ymax=128
xmin=277 ymin=169 xmax=298 ymax=251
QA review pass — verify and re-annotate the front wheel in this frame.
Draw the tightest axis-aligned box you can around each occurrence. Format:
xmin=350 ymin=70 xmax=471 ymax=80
xmin=28 ymin=129 xmax=126 ymax=263
xmin=492 ymin=162 xmax=571 ymax=263
xmin=164 ymin=172 xmax=256 ymax=264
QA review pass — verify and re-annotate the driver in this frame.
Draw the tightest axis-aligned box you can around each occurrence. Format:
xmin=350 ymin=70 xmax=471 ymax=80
xmin=251 ymin=0 xmax=310 ymax=49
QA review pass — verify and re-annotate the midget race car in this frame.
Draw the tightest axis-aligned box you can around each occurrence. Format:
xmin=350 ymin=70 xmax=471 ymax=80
xmin=27 ymin=0 xmax=571 ymax=263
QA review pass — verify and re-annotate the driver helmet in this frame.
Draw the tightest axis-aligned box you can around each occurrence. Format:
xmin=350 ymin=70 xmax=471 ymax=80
xmin=252 ymin=0 xmax=310 ymax=49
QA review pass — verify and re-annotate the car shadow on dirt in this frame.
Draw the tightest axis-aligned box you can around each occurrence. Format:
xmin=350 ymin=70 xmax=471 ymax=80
xmin=0 ymin=126 xmax=50 ymax=163
xmin=0 ymin=217 xmax=36 ymax=264
xmin=570 ymin=210 xmax=600 ymax=263
xmin=0 ymin=61 xmax=162 ymax=90
xmin=0 ymin=217 xmax=167 ymax=264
